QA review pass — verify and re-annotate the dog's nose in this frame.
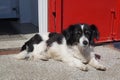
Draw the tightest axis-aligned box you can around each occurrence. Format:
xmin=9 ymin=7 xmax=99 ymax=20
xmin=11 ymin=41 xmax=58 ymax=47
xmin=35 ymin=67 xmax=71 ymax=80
xmin=83 ymin=41 xmax=88 ymax=45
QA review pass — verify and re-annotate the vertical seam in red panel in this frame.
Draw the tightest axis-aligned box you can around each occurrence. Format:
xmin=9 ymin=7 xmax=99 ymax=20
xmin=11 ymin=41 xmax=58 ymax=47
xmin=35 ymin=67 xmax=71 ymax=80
xmin=56 ymin=0 xmax=62 ymax=33
xmin=61 ymin=0 xmax=63 ymax=32
xmin=111 ymin=0 xmax=118 ymax=40
xmin=48 ymin=0 xmax=56 ymax=32
xmin=114 ymin=0 xmax=120 ymax=41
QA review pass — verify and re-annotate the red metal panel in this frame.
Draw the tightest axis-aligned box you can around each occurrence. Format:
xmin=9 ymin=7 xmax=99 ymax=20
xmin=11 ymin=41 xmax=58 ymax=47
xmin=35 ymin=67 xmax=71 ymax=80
xmin=61 ymin=0 xmax=117 ymax=42
xmin=55 ymin=0 xmax=62 ymax=33
xmin=48 ymin=0 xmax=56 ymax=32
xmin=48 ymin=0 xmax=120 ymax=43
xmin=48 ymin=0 xmax=62 ymax=33
xmin=113 ymin=0 xmax=120 ymax=41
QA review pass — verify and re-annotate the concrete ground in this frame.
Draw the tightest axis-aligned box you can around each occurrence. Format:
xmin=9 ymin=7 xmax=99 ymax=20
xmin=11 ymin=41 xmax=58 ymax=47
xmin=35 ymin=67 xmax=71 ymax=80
xmin=0 ymin=34 xmax=35 ymax=49
xmin=0 ymin=34 xmax=120 ymax=80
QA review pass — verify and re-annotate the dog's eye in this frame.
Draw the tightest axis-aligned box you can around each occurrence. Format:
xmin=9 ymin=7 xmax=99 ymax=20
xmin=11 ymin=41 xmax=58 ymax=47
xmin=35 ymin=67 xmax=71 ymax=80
xmin=77 ymin=31 xmax=82 ymax=34
xmin=85 ymin=31 xmax=90 ymax=34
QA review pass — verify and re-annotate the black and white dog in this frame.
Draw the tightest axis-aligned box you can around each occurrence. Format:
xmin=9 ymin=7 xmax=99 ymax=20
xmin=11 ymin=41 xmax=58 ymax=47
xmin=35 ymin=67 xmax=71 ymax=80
xmin=14 ymin=23 xmax=106 ymax=71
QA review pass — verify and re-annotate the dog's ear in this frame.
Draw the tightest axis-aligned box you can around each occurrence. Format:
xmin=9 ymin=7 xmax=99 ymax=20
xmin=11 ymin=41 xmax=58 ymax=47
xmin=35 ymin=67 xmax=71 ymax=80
xmin=90 ymin=24 xmax=100 ymax=40
xmin=62 ymin=25 xmax=74 ymax=40
xmin=62 ymin=29 xmax=70 ymax=40
xmin=90 ymin=24 xmax=100 ymax=45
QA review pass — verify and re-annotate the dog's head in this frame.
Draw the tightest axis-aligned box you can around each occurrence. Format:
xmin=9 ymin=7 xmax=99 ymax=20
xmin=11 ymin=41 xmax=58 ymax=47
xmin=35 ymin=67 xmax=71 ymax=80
xmin=62 ymin=23 xmax=99 ymax=47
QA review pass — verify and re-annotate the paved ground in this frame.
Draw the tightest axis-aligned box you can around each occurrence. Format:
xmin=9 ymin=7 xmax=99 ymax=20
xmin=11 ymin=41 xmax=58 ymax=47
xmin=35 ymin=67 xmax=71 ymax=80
xmin=0 ymin=34 xmax=35 ymax=49
xmin=0 ymin=46 xmax=120 ymax=80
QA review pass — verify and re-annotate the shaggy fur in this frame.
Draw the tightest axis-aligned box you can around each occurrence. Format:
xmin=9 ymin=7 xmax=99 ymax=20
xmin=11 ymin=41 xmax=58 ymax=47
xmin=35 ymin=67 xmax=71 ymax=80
xmin=14 ymin=23 xmax=106 ymax=71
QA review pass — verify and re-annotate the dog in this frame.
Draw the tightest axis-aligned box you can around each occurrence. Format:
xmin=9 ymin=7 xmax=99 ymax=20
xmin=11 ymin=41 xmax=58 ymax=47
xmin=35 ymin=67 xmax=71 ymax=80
xmin=14 ymin=23 xmax=106 ymax=71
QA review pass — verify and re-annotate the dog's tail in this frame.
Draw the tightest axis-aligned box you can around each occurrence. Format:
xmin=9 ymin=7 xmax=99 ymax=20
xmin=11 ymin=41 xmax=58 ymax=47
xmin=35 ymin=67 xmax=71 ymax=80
xmin=14 ymin=50 xmax=28 ymax=60
xmin=14 ymin=43 xmax=29 ymax=60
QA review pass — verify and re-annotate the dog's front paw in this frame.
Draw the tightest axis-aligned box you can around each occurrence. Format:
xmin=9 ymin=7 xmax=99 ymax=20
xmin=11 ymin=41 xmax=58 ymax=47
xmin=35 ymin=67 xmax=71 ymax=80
xmin=79 ymin=64 xmax=88 ymax=71
xmin=81 ymin=59 xmax=89 ymax=64
xmin=96 ymin=65 xmax=106 ymax=71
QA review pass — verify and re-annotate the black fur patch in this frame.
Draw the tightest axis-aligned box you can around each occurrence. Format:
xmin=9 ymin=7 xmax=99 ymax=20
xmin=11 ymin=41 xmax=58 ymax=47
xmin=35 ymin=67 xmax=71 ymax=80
xmin=89 ymin=24 xmax=99 ymax=45
xmin=21 ymin=34 xmax=43 ymax=52
xmin=46 ymin=32 xmax=64 ymax=47
xmin=62 ymin=24 xmax=82 ymax=45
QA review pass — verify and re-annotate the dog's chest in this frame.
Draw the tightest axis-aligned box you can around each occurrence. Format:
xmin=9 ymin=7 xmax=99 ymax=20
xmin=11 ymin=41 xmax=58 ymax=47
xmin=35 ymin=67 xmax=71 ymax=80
xmin=68 ymin=46 xmax=84 ymax=58
xmin=69 ymin=45 xmax=91 ymax=60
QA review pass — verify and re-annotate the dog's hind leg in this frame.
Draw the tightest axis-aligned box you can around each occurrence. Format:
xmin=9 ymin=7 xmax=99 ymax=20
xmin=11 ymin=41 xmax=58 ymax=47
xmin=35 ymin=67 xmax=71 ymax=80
xmin=28 ymin=42 xmax=49 ymax=61
xmin=29 ymin=52 xmax=49 ymax=61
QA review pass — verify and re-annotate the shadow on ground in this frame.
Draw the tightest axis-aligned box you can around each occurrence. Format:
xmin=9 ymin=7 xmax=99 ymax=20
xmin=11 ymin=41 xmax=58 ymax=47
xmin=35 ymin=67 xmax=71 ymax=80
xmin=113 ymin=42 xmax=120 ymax=49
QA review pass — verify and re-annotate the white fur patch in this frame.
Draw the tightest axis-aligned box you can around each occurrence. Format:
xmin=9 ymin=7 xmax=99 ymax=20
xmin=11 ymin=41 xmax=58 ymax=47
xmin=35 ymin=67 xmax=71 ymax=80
xmin=79 ymin=36 xmax=89 ymax=47
xmin=79 ymin=24 xmax=89 ymax=47
xmin=14 ymin=50 xmax=28 ymax=60
xmin=81 ymin=24 xmax=84 ymax=30
xmin=40 ymin=32 xmax=49 ymax=41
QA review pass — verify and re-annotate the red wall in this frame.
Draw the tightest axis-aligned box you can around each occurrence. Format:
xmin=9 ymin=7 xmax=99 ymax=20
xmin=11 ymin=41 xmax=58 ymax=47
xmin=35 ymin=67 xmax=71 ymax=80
xmin=49 ymin=0 xmax=120 ymax=43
